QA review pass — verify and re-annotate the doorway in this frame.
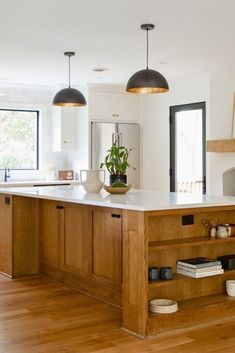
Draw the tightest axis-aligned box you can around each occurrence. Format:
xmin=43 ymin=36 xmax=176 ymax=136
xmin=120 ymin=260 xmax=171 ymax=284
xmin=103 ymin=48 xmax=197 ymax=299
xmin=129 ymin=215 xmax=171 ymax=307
xmin=170 ymin=102 xmax=206 ymax=194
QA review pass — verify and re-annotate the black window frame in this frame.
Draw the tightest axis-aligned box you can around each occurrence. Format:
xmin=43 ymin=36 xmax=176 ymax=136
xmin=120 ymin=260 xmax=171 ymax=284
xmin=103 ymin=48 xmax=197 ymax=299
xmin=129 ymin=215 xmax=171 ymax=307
xmin=169 ymin=102 xmax=206 ymax=194
xmin=0 ymin=108 xmax=39 ymax=170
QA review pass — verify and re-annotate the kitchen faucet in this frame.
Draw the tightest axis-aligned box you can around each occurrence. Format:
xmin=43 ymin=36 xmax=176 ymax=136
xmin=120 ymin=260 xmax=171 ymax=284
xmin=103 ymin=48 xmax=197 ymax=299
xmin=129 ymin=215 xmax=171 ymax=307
xmin=4 ymin=168 xmax=10 ymax=182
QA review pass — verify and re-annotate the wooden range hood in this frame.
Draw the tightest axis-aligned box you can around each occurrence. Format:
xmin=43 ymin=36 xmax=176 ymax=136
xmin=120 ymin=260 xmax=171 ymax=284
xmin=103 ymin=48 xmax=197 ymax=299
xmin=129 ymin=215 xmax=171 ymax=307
xmin=207 ymin=93 xmax=235 ymax=152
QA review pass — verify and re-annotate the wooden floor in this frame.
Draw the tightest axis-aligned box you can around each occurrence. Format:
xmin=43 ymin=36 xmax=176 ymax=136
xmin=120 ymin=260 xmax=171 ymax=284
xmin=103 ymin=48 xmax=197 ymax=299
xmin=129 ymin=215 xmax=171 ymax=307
xmin=1 ymin=275 xmax=235 ymax=353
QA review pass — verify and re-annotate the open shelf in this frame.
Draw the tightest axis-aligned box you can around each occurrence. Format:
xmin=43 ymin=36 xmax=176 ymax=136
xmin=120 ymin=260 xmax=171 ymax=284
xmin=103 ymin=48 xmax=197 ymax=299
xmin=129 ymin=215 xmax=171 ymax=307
xmin=149 ymin=293 xmax=235 ymax=316
xmin=149 ymin=274 xmax=184 ymax=288
xmin=145 ymin=207 xmax=235 ymax=336
xmin=148 ymin=269 xmax=235 ymax=289
xmin=148 ymin=293 xmax=235 ymax=335
xmin=207 ymin=139 xmax=235 ymax=152
xmin=149 ymin=236 xmax=235 ymax=251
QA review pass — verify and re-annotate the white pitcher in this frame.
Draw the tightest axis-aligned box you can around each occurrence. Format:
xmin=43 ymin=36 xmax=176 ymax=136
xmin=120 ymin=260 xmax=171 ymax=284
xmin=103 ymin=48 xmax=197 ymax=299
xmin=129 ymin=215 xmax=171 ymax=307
xmin=80 ymin=170 xmax=105 ymax=193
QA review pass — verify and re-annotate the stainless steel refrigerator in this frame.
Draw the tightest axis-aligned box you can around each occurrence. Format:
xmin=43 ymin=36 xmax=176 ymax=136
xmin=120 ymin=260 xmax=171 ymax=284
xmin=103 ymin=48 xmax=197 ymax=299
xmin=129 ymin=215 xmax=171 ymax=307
xmin=91 ymin=122 xmax=140 ymax=188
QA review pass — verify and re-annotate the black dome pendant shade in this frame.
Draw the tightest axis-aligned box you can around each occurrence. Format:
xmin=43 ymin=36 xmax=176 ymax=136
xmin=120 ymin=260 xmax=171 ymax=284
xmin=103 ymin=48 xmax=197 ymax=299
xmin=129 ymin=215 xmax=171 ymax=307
xmin=53 ymin=52 xmax=86 ymax=107
xmin=126 ymin=24 xmax=169 ymax=94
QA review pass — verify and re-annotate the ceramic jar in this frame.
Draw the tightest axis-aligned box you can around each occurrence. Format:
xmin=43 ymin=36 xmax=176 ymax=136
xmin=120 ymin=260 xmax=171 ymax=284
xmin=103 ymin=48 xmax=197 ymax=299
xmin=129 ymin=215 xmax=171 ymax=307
xmin=226 ymin=280 xmax=235 ymax=296
xmin=148 ymin=267 xmax=159 ymax=281
xmin=216 ymin=225 xmax=228 ymax=239
xmin=80 ymin=170 xmax=105 ymax=193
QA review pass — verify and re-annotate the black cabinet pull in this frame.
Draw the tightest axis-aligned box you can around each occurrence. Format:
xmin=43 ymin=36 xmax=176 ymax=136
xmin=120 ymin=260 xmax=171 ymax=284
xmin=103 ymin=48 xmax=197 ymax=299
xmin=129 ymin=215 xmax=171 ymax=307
xmin=5 ymin=196 xmax=10 ymax=205
xmin=56 ymin=205 xmax=64 ymax=209
xmin=111 ymin=214 xmax=121 ymax=218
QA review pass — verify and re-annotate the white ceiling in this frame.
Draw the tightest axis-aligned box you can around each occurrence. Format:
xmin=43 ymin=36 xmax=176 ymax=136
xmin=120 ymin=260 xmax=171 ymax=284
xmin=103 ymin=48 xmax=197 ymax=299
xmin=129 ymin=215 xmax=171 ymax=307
xmin=1 ymin=0 xmax=235 ymax=87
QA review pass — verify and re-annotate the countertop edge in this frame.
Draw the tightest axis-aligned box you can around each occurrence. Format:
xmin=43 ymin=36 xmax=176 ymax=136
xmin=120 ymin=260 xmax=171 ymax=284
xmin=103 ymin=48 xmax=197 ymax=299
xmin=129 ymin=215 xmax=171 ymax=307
xmin=1 ymin=187 xmax=235 ymax=211
xmin=0 ymin=188 xmax=146 ymax=211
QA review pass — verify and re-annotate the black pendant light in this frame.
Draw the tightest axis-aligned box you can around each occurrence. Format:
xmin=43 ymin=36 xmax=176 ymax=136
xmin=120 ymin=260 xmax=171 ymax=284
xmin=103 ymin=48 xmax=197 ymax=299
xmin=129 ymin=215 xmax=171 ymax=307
xmin=126 ymin=24 xmax=169 ymax=94
xmin=53 ymin=52 xmax=86 ymax=107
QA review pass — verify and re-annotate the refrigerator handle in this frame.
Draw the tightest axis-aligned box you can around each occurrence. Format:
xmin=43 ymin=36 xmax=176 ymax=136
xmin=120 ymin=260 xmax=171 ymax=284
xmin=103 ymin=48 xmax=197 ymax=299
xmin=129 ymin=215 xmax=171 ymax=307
xmin=118 ymin=133 xmax=122 ymax=147
xmin=112 ymin=133 xmax=119 ymax=146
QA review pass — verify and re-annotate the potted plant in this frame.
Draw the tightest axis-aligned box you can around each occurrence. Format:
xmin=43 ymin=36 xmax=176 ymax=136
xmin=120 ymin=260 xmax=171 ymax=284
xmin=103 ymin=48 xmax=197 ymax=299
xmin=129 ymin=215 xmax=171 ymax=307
xmin=100 ymin=143 xmax=135 ymax=185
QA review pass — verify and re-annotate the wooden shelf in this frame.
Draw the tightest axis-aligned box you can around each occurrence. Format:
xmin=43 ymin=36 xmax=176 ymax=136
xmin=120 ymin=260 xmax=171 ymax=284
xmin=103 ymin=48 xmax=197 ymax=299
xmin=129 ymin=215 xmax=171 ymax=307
xmin=148 ymin=293 xmax=235 ymax=335
xmin=148 ymin=269 xmax=235 ymax=289
xmin=149 ymin=293 xmax=235 ymax=316
xmin=149 ymin=236 xmax=235 ymax=251
xmin=207 ymin=139 xmax=235 ymax=152
xmin=149 ymin=274 xmax=184 ymax=288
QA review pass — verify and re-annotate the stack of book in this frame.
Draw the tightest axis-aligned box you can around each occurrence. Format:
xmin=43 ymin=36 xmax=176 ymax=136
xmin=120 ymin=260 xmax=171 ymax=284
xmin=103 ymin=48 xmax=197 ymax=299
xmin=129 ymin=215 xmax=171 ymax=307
xmin=176 ymin=257 xmax=224 ymax=278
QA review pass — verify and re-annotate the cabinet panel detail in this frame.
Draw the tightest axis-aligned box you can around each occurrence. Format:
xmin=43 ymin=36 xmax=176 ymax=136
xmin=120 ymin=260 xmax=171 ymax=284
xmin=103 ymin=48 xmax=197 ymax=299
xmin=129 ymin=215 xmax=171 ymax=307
xmin=92 ymin=209 xmax=122 ymax=289
xmin=0 ymin=195 xmax=38 ymax=278
xmin=40 ymin=200 xmax=60 ymax=268
xmin=89 ymin=92 xmax=113 ymax=120
xmin=61 ymin=204 xmax=89 ymax=273
xmin=0 ymin=194 xmax=12 ymax=276
xmin=13 ymin=196 xmax=39 ymax=276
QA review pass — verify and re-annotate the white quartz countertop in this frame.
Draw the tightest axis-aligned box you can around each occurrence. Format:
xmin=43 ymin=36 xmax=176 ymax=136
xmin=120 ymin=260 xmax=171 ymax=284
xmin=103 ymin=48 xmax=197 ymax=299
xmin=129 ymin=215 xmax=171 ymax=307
xmin=1 ymin=185 xmax=235 ymax=211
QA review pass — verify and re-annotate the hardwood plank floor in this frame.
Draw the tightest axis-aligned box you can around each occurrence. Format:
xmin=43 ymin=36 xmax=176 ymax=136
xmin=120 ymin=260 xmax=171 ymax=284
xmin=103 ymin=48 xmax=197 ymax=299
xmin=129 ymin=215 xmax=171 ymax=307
xmin=0 ymin=274 xmax=235 ymax=353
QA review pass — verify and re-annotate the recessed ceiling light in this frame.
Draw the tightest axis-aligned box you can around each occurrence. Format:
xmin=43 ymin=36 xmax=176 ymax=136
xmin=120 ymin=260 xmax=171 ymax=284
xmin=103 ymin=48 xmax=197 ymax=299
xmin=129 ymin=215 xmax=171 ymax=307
xmin=0 ymin=92 xmax=6 ymax=97
xmin=92 ymin=68 xmax=108 ymax=73
xmin=92 ymin=68 xmax=108 ymax=79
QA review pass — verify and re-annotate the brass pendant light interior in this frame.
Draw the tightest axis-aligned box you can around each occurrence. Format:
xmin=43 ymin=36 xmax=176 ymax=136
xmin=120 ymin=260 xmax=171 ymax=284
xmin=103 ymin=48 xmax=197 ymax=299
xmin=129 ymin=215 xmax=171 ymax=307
xmin=53 ymin=52 xmax=86 ymax=107
xmin=126 ymin=24 xmax=169 ymax=94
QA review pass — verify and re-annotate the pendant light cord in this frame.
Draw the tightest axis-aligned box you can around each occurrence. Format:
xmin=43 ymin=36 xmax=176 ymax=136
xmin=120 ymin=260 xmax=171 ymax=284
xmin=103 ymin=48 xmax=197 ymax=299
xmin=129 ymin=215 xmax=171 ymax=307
xmin=146 ymin=28 xmax=149 ymax=69
xmin=68 ymin=54 xmax=71 ymax=88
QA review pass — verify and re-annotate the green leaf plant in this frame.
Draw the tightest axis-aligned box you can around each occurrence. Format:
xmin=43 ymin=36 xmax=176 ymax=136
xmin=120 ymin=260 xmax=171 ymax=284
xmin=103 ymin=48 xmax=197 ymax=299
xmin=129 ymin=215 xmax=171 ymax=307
xmin=100 ymin=143 xmax=136 ymax=175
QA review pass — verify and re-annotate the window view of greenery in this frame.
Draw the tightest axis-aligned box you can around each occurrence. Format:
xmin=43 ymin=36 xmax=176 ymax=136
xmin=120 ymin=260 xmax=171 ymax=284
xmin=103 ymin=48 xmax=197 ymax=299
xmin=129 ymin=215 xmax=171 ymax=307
xmin=0 ymin=110 xmax=38 ymax=169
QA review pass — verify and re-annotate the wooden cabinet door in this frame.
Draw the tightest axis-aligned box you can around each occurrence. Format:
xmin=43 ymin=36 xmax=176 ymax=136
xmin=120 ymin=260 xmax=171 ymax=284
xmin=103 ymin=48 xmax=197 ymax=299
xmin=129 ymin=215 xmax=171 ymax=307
xmin=60 ymin=203 xmax=89 ymax=274
xmin=0 ymin=195 xmax=12 ymax=276
xmin=40 ymin=200 xmax=60 ymax=270
xmin=92 ymin=208 xmax=122 ymax=289
xmin=12 ymin=196 xmax=39 ymax=277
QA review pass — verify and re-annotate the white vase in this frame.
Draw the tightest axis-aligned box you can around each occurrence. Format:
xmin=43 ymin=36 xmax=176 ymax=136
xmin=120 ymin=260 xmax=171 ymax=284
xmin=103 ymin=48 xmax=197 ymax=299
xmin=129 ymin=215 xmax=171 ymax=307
xmin=80 ymin=170 xmax=105 ymax=193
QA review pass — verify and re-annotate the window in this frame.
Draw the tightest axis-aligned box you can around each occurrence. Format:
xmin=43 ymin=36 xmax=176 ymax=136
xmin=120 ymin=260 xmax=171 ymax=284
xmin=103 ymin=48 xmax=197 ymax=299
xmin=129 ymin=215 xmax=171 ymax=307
xmin=0 ymin=109 xmax=39 ymax=170
xmin=170 ymin=102 xmax=206 ymax=194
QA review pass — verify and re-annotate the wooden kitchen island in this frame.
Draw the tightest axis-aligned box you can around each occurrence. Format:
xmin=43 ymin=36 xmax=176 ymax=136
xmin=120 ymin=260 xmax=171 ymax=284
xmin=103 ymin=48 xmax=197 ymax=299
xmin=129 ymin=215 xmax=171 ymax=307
xmin=1 ymin=186 xmax=235 ymax=337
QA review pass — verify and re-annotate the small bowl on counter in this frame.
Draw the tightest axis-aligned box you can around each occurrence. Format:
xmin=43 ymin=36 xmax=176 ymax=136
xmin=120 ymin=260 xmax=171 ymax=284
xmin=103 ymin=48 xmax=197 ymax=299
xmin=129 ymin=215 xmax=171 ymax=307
xmin=103 ymin=184 xmax=132 ymax=194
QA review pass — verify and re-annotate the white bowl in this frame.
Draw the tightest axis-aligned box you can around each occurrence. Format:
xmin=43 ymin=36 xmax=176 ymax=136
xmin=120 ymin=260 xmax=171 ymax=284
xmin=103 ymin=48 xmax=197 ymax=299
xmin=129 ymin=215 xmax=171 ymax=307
xmin=149 ymin=299 xmax=178 ymax=314
xmin=226 ymin=280 xmax=235 ymax=296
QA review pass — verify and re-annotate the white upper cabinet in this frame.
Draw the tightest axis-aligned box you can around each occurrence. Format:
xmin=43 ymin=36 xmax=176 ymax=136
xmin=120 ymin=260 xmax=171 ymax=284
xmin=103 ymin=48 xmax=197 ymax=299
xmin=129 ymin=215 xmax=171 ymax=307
xmin=52 ymin=107 xmax=77 ymax=151
xmin=89 ymin=91 xmax=139 ymax=122
xmin=90 ymin=92 xmax=113 ymax=120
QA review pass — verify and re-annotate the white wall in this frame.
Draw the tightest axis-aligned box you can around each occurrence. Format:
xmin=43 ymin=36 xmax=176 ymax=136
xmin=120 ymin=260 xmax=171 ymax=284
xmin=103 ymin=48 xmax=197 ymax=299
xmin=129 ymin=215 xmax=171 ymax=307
xmin=139 ymin=93 xmax=169 ymax=191
xmin=208 ymin=69 xmax=235 ymax=195
xmin=139 ymin=74 xmax=210 ymax=191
